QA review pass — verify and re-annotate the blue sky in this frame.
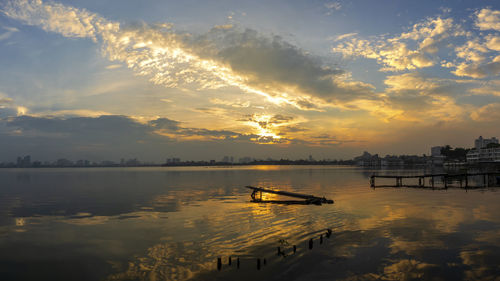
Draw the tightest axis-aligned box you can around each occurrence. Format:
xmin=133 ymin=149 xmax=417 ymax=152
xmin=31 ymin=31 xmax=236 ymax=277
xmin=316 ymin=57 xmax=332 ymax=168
xmin=0 ymin=0 xmax=500 ymax=162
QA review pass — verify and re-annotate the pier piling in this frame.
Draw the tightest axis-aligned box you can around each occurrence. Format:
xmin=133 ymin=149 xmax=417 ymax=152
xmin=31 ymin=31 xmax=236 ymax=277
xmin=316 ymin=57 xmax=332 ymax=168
xmin=370 ymin=172 xmax=500 ymax=189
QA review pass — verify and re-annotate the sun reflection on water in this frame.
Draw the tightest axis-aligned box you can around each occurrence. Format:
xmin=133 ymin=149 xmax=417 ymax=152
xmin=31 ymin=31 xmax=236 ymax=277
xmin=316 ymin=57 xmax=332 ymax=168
xmin=1 ymin=167 xmax=500 ymax=280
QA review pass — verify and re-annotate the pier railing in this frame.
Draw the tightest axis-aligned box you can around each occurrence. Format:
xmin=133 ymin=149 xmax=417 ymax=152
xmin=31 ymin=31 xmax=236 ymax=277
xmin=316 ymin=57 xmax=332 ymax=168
xmin=370 ymin=172 xmax=500 ymax=189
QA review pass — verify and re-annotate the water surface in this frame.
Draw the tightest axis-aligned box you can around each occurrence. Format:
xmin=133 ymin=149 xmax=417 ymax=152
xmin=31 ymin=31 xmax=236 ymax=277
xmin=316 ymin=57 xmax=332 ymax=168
xmin=1 ymin=166 xmax=499 ymax=280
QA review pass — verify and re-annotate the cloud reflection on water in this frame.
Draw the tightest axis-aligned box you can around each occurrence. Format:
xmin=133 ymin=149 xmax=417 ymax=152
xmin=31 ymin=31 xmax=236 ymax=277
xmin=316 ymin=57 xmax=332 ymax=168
xmin=1 ymin=167 xmax=500 ymax=280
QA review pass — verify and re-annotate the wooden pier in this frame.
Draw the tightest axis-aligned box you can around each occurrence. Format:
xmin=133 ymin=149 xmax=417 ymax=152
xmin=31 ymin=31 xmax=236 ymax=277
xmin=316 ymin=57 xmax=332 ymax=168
xmin=370 ymin=172 xmax=500 ymax=189
xmin=245 ymin=186 xmax=334 ymax=205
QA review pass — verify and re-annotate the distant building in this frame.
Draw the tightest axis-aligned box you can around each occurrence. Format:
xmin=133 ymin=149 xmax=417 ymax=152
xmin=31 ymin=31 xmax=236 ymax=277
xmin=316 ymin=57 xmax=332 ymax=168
xmin=467 ymin=136 xmax=500 ymax=163
xmin=381 ymin=155 xmax=404 ymax=166
xmin=354 ymin=152 xmax=381 ymax=166
xmin=431 ymin=146 xmax=443 ymax=156
xmin=56 ymin=158 xmax=73 ymax=166
xmin=474 ymin=136 xmax=499 ymax=149
xmin=429 ymin=146 xmax=445 ymax=166
xmin=166 ymin=157 xmax=181 ymax=165
xmin=221 ymin=156 xmax=233 ymax=163
xmin=16 ymin=155 xmax=31 ymax=167
xmin=239 ymin=157 xmax=253 ymax=164
xmin=467 ymin=147 xmax=500 ymax=163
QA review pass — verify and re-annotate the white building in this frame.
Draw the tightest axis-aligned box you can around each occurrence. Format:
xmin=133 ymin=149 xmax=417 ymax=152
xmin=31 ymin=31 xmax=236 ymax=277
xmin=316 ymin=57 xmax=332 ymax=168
xmin=467 ymin=148 xmax=500 ymax=163
xmin=467 ymin=136 xmax=500 ymax=163
xmin=474 ymin=136 xmax=499 ymax=149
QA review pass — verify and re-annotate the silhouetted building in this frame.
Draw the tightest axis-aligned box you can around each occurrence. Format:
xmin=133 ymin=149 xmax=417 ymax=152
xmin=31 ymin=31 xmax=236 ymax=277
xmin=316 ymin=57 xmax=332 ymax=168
xmin=431 ymin=146 xmax=443 ymax=156
xmin=56 ymin=158 xmax=73 ymax=166
xmin=221 ymin=156 xmax=233 ymax=163
xmin=381 ymin=155 xmax=404 ymax=166
xmin=354 ymin=152 xmax=381 ymax=166
xmin=239 ymin=157 xmax=253 ymax=164
xmin=16 ymin=155 xmax=31 ymax=167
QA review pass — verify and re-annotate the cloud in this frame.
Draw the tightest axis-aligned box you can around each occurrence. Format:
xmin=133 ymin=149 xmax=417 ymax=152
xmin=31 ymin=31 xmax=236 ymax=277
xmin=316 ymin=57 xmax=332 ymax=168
xmin=239 ymin=113 xmax=305 ymax=142
xmin=454 ymin=39 xmax=488 ymax=63
xmin=2 ymin=0 xmax=117 ymax=40
xmin=468 ymin=80 xmax=500 ymax=96
xmin=333 ymin=16 xmax=465 ymax=71
xmin=453 ymin=56 xmax=500 ymax=78
xmin=0 ymin=96 xmax=13 ymax=105
xmin=382 ymin=72 xmax=467 ymax=122
xmin=475 ymin=8 xmax=500 ymax=31
xmin=0 ymin=25 xmax=19 ymax=40
xmin=209 ymin=98 xmax=250 ymax=108
xmin=0 ymin=93 xmax=30 ymax=118
xmin=485 ymin=35 xmax=500 ymax=51
xmin=448 ymin=9 xmax=500 ymax=78
xmin=2 ymin=0 xmax=378 ymax=113
xmin=1 ymin=114 xmax=264 ymax=152
xmin=105 ymin=64 xmax=122 ymax=69
xmin=334 ymin=32 xmax=357 ymax=41
xmin=470 ymin=103 xmax=500 ymax=122
xmin=325 ymin=2 xmax=341 ymax=15
xmin=213 ymin=24 xmax=233 ymax=30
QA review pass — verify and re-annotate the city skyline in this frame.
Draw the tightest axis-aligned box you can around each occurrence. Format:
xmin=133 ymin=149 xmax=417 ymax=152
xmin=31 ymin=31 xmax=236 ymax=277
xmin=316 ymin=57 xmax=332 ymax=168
xmin=1 ymin=0 xmax=500 ymax=161
xmin=5 ymin=134 xmax=497 ymax=167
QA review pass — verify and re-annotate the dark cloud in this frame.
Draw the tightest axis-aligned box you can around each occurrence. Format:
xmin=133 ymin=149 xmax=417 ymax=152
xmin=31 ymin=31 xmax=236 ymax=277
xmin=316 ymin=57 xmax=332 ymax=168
xmin=149 ymin=118 xmax=181 ymax=131
xmin=0 ymin=97 xmax=13 ymax=104
xmin=0 ymin=115 xmax=280 ymax=161
xmin=455 ymin=60 xmax=500 ymax=78
xmin=193 ymin=28 xmax=373 ymax=102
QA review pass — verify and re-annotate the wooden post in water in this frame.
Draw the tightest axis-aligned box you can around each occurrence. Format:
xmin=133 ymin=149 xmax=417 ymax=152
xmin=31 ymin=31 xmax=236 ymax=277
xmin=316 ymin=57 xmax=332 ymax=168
xmin=465 ymin=174 xmax=468 ymax=188
xmin=228 ymin=256 xmax=232 ymax=266
xmin=257 ymin=258 xmax=261 ymax=270
xmin=293 ymin=245 xmax=296 ymax=254
xmin=217 ymin=257 xmax=222 ymax=271
xmin=237 ymin=258 xmax=240 ymax=269
xmin=309 ymin=238 xmax=313 ymax=250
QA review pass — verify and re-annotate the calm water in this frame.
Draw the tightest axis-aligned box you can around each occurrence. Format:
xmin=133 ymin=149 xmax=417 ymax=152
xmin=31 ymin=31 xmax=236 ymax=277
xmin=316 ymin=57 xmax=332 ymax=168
xmin=1 ymin=166 xmax=500 ymax=281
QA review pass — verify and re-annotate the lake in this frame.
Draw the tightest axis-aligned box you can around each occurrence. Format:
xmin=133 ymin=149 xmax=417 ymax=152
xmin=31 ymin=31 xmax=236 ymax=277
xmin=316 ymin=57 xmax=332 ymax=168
xmin=1 ymin=166 xmax=499 ymax=280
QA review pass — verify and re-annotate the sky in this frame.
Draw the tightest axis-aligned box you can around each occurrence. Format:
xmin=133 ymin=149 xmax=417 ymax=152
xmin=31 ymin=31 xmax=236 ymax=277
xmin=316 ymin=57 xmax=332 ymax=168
xmin=0 ymin=0 xmax=500 ymax=162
